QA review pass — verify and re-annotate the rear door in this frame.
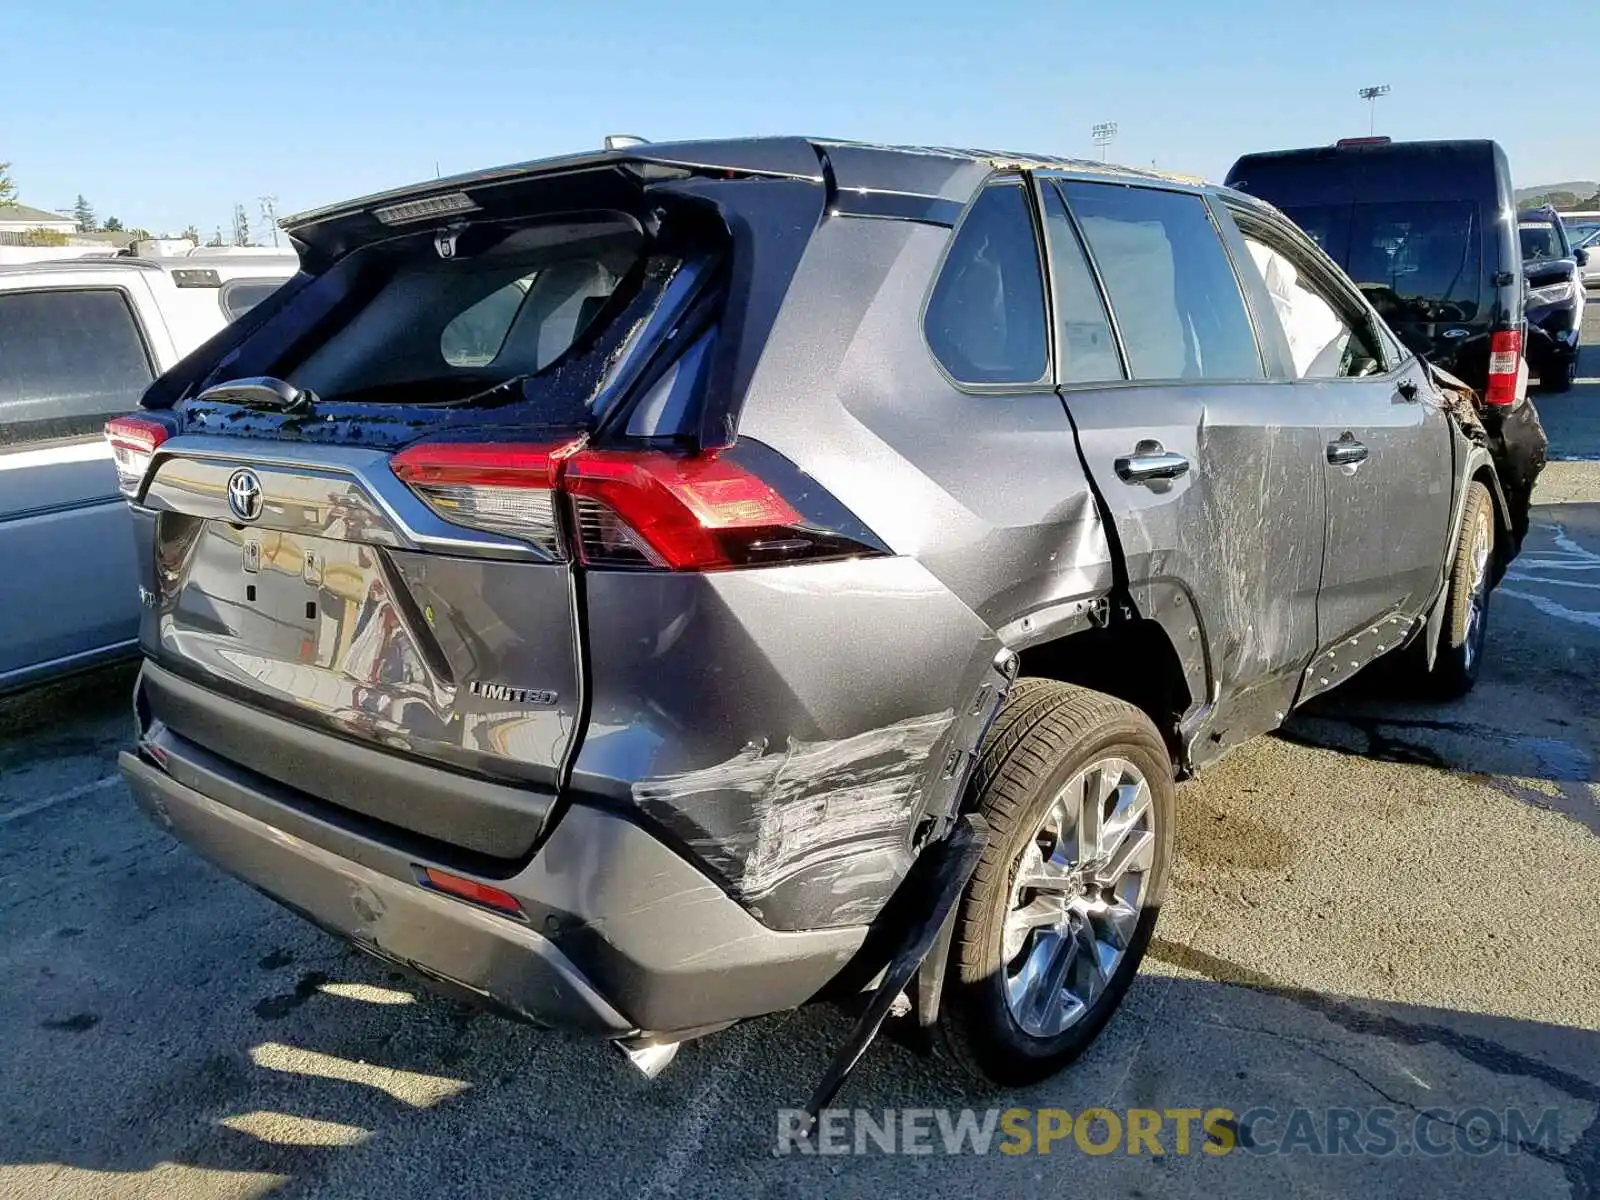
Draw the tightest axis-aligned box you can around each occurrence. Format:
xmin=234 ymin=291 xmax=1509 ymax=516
xmin=1043 ymin=177 xmax=1328 ymax=757
xmin=1224 ymin=205 xmax=1455 ymax=699
xmin=0 ymin=279 xmax=167 ymax=687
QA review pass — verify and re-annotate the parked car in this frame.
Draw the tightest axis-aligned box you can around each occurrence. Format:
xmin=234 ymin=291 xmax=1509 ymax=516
xmin=113 ymin=139 xmax=1514 ymax=1105
xmin=0 ymin=252 xmax=297 ymax=693
xmin=1225 ymin=137 xmax=1547 ymax=546
xmin=1576 ymin=227 xmax=1600 ymax=289
xmin=1517 ymin=206 xmax=1586 ymax=391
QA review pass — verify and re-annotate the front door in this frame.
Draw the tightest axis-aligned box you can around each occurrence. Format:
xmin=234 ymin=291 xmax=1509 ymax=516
xmin=1221 ymin=208 xmax=1456 ymax=701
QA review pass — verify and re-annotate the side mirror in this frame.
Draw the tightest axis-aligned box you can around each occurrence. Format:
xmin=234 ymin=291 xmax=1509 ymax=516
xmin=1576 ymin=247 xmax=1590 ymax=267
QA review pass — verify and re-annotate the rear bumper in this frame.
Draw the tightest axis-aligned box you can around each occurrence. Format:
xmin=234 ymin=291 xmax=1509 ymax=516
xmin=118 ymin=724 xmax=869 ymax=1036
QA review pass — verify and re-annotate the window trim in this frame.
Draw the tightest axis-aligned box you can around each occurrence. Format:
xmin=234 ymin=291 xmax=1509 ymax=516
xmin=918 ymin=173 xmax=1056 ymax=395
xmin=218 ymin=276 xmax=289 ymax=323
xmin=0 ymin=284 xmax=158 ymax=448
xmin=1051 ymin=179 xmax=1269 ymax=386
xmin=1225 ymin=202 xmax=1414 ymax=382
xmin=1036 ymin=177 xmax=1130 ymax=387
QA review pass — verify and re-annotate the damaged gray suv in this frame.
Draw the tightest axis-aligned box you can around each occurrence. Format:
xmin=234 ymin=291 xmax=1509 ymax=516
xmin=111 ymin=138 xmax=1516 ymax=1107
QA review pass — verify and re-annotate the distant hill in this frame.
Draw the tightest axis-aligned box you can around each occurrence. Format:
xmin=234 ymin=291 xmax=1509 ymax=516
xmin=1517 ymin=181 xmax=1597 ymax=199
xmin=1517 ymin=181 xmax=1599 ymax=210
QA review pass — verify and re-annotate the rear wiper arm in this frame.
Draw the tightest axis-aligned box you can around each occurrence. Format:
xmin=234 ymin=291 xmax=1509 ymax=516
xmin=195 ymin=376 xmax=318 ymax=415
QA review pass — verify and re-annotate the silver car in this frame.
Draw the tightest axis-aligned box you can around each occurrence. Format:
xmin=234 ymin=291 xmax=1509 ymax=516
xmin=113 ymin=139 xmax=1514 ymax=1106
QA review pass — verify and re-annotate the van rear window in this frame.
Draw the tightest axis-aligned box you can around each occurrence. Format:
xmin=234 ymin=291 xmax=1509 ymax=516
xmin=1283 ymin=201 xmax=1482 ymax=322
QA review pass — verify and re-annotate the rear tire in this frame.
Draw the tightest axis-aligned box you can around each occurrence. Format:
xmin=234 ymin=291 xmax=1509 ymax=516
xmin=1543 ymin=358 xmax=1576 ymax=393
xmin=1415 ymin=481 xmax=1495 ymax=700
xmin=940 ymin=681 xmax=1174 ymax=1086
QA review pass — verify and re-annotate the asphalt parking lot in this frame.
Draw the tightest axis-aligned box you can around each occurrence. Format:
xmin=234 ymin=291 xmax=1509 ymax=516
xmin=4 ymin=306 xmax=1600 ymax=1200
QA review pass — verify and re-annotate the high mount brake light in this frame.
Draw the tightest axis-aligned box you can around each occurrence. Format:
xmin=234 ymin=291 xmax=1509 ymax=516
xmin=104 ymin=415 xmax=172 ymax=497
xmin=389 ymin=440 xmax=884 ymax=571
xmin=1485 ymin=329 xmax=1522 ymax=407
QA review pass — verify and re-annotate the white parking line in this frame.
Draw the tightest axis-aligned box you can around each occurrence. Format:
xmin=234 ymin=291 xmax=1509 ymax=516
xmin=0 ymin=776 xmax=122 ymax=826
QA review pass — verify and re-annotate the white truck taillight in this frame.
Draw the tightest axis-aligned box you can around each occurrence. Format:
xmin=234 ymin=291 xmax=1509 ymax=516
xmin=104 ymin=415 xmax=173 ymax=497
xmin=390 ymin=439 xmax=888 ymax=571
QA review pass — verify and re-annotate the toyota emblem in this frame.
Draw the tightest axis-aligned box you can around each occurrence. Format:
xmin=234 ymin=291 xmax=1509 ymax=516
xmin=226 ymin=468 xmax=264 ymax=522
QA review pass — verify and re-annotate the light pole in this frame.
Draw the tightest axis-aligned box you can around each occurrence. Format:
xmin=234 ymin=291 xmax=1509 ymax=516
xmin=1091 ymin=122 xmax=1118 ymax=163
xmin=1358 ymin=85 xmax=1390 ymax=136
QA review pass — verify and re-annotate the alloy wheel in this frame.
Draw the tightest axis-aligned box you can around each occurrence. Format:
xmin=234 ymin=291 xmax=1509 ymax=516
xmin=1001 ymin=756 xmax=1156 ymax=1039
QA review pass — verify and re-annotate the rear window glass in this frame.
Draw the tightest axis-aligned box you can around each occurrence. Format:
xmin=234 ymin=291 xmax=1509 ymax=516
xmin=1287 ymin=201 xmax=1483 ymax=322
xmin=285 ymin=219 xmax=643 ymax=404
xmin=924 ymin=182 xmax=1050 ymax=385
xmin=220 ymin=278 xmax=286 ymax=321
xmin=1519 ymin=223 xmax=1567 ymax=262
xmin=0 ymin=288 xmax=154 ymax=445
xmin=1064 ymin=182 xmax=1262 ymax=381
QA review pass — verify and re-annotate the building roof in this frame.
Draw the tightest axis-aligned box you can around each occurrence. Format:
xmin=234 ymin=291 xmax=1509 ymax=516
xmin=0 ymin=202 xmax=78 ymax=227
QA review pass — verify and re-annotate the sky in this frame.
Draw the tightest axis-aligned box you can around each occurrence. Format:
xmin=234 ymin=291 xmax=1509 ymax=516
xmin=1 ymin=0 xmax=1592 ymax=239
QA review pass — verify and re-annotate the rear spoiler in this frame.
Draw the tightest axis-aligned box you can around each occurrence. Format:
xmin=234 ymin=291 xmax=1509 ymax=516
xmin=281 ymin=138 xmax=827 ymax=263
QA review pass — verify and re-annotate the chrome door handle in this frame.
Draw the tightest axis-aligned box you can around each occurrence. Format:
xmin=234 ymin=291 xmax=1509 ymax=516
xmin=1114 ymin=446 xmax=1191 ymax=484
xmin=1326 ymin=436 xmax=1369 ymax=466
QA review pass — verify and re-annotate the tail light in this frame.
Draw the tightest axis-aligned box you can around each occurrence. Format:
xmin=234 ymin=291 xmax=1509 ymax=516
xmin=391 ymin=440 xmax=580 ymax=559
xmin=1485 ymin=329 xmax=1522 ymax=407
xmin=104 ymin=415 xmax=173 ymax=497
xmin=390 ymin=438 xmax=886 ymax=571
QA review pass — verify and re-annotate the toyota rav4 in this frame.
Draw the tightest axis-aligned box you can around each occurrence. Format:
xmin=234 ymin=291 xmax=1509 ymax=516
xmin=111 ymin=138 xmax=1520 ymax=1106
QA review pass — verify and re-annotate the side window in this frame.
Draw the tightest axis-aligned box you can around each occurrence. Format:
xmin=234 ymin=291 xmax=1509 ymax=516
xmin=1039 ymin=183 xmax=1124 ymax=383
xmin=220 ymin=278 xmax=287 ymax=322
xmin=925 ymin=181 xmax=1049 ymax=385
xmin=0 ymin=288 xmax=155 ymax=447
xmin=440 ymin=273 xmax=537 ymax=367
xmin=1062 ymin=182 xmax=1262 ymax=381
xmin=1239 ymin=230 xmax=1387 ymax=379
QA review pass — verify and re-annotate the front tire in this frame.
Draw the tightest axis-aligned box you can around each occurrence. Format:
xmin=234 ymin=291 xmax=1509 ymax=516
xmin=940 ymin=681 xmax=1174 ymax=1086
xmin=1422 ymin=481 xmax=1495 ymax=699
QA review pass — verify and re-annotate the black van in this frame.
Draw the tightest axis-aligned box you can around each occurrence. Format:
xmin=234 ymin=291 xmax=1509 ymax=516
xmin=1225 ymin=138 xmax=1524 ymax=403
xmin=1226 ymin=137 xmax=1545 ymax=546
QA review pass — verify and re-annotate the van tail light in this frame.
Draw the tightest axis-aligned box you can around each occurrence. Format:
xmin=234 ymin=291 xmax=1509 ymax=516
xmin=1485 ymin=329 xmax=1522 ymax=407
xmin=104 ymin=415 xmax=173 ymax=497
xmin=390 ymin=438 xmax=887 ymax=571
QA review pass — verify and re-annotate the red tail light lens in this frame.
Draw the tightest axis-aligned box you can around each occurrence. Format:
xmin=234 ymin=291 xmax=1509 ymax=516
xmin=563 ymin=450 xmax=808 ymax=570
xmin=1485 ymin=329 xmax=1522 ymax=407
xmin=390 ymin=438 xmax=886 ymax=572
xmin=104 ymin=415 xmax=172 ymax=497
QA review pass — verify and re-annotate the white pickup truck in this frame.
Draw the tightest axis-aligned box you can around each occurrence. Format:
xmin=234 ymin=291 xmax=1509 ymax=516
xmin=0 ymin=252 xmax=297 ymax=691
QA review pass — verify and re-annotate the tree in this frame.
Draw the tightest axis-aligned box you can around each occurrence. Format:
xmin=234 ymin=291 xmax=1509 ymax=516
xmin=0 ymin=162 xmax=15 ymax=207
xmin=207 ymin=226 xmax=227 ymax=247
xmin=126 ymin=227 xmax=152 ymax=241
xmin=232 ymin=203 xmax=251 ymax=247
xmin=73 ymin=194 xmax=96 ymax=232
xmin=20 ymin=227 xmax=68 ymax=247
xmin=181 ymin=224 xmax=201 ymax=244
xmin=103 ymin=216 xmax=124 ymax=232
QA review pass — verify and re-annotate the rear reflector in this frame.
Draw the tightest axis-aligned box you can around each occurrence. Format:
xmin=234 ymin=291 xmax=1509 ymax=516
xmin=419 ymin=867 xmax=524 ymax=917
xmin=390 ymin=438 xmax=886 ymax=572
xmin=104 ymin=415 xmax=172 ymax=497
xmin=1485 ymin=329 xmax=1522 ymax=406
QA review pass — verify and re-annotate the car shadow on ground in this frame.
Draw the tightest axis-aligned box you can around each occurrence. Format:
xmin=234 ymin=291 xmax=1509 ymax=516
xmin=1279 ymin=499 xmax=1600 ymax=837
xmin=1 ymin=926 xmax=1596 ymax=1198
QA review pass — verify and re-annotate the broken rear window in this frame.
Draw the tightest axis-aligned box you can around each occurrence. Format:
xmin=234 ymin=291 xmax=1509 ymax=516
xmin=281 ymin=216 xmax=645 ymax=405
